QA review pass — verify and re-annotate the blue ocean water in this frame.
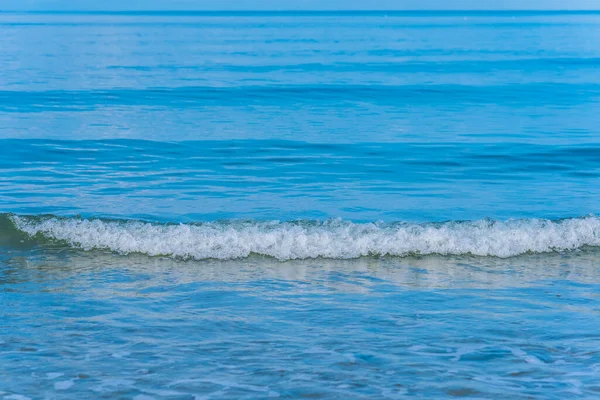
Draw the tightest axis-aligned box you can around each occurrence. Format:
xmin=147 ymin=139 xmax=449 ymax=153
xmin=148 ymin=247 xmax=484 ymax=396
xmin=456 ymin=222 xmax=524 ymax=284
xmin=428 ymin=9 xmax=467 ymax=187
xmin=2 ymin=10 xmax=600 ymax=399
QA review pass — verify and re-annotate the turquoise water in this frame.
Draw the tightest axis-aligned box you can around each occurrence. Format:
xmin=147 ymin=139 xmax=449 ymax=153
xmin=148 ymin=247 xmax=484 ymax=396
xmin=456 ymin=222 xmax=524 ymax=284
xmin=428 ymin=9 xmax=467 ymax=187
xmin=2 ymin=10 xmax=600 ymax=399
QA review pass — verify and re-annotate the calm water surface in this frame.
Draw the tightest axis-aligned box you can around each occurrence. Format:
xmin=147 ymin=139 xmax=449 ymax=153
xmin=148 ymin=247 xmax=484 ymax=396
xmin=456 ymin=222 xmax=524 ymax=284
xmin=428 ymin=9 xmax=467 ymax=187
xmin=1 ymin=11 xmax=600 ymax=399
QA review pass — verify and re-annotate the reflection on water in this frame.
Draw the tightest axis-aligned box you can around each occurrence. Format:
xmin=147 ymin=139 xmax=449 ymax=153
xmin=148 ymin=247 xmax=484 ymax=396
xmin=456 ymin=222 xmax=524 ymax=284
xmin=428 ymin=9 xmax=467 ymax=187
xmin=3 ymin=244 xmax=600 ymax=290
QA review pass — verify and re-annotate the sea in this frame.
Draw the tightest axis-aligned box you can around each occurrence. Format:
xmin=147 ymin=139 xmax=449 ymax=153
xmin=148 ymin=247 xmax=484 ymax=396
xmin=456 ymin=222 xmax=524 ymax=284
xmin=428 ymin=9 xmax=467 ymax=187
xmin=2 ymin=10 xmax=600 ymax=399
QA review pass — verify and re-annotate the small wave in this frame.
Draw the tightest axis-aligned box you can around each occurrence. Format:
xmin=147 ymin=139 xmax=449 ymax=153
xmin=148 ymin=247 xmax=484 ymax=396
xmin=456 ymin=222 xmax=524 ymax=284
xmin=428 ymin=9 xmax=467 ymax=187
xmin=5 ymin=214 xmax=600 ymax=260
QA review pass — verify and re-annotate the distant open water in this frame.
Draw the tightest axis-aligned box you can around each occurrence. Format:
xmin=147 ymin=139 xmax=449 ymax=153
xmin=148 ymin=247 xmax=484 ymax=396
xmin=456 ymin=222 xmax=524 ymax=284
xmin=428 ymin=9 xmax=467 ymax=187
xmin=2 ymin=11 xmax=600 ymax=399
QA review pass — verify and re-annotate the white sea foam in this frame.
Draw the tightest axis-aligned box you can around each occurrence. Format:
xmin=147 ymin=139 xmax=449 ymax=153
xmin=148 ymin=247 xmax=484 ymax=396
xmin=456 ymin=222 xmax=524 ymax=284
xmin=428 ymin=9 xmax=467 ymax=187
xmin=9 ymin=215 xmax=600 ymax=261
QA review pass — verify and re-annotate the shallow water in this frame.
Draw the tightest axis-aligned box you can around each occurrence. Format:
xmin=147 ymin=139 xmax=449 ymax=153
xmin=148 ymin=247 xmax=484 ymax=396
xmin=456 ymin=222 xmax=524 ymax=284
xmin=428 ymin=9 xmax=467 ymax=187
xmin=3 ymin=247 xmax=600 ymax=398
xmin=2 ymin=10 xmax=600 ymax=399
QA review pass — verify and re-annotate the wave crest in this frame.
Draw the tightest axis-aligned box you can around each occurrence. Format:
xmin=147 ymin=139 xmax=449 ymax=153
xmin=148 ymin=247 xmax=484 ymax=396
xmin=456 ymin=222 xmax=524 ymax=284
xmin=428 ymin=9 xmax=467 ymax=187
xmin=6 ymin=214 xmax=600 ymax=260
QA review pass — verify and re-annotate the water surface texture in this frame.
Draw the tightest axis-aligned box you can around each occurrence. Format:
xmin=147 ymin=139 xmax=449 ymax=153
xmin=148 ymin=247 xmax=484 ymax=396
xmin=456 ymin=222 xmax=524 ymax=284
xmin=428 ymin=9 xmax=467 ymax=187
xmin=2 ymin=10 xmax=600 ymax=399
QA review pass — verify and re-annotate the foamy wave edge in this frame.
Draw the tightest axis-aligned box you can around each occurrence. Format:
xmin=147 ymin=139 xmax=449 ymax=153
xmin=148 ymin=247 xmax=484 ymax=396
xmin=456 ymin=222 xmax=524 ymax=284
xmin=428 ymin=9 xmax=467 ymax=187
xmin=8 ymin=215 xmax=600 ymax=261
xmin=8 ymin=215 xmax=600 ymax=260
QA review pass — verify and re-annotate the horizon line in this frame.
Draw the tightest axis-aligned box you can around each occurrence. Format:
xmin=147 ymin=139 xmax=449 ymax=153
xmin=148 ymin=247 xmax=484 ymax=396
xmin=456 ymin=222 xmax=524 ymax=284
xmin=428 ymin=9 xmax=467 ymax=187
xmin=2 ymin=9 xmax=600 ymax=14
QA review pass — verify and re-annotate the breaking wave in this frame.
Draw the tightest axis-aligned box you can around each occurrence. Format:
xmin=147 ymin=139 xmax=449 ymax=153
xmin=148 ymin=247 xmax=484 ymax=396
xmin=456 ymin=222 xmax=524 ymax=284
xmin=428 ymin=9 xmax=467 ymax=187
xmin=3 ymin=213 xmax=600 ymax=260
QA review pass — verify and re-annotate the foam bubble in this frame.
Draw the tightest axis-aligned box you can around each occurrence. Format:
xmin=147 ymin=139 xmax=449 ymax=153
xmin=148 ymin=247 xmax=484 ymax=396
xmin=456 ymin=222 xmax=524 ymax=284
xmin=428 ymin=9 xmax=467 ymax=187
xmin=9 ymin=215 xmax=600 ymax=261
